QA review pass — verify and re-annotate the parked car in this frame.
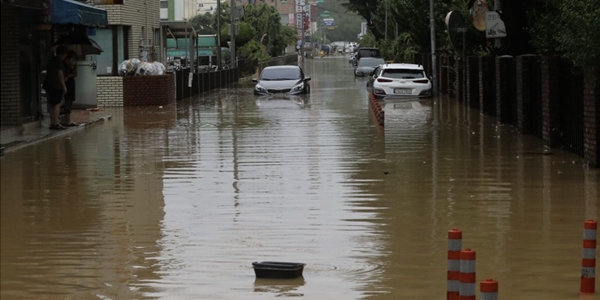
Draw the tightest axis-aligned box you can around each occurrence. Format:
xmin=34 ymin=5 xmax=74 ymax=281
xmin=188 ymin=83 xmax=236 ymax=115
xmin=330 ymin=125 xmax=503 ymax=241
xmin=354 ymin=57 xmax=385 ymax=76
xmin=366 ymin=63 xmax=432 ymax=98
xmin=354 ymin=47 xmax=382 ymax=66
xmin=348 ymin=53 xmax=356 ymax=65
xmin=253 ymin=65 xmax=311 ymax=96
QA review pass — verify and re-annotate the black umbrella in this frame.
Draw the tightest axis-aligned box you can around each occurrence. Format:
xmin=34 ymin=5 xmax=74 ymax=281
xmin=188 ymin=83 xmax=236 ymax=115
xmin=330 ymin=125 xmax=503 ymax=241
xmin=54 ymin=34 xmax=104 ymax=56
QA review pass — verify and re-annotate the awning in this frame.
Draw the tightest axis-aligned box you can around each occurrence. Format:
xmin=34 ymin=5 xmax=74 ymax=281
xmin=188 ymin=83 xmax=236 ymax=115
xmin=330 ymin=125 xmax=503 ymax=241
xmin=4 ymin=0 xmax=47 ymax=10
xmin=52 ymin=0 xmax=108 ymax=28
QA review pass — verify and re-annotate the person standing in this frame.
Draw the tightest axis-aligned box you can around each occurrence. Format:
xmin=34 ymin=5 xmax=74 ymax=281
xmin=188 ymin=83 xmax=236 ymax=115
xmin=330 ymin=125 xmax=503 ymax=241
xmin=61 ymin=50 xmax=78 ymax=127
xmin=45 ymin=45 xmax=68 ymax=130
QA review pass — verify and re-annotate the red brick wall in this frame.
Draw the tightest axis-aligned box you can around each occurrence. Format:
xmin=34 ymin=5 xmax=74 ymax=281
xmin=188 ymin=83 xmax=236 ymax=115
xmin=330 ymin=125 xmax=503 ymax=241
xmin=467 ymin=56 xmax=479 ymax=108
xmin=447 ymin=56 xmax=456 ymax=98
xmin=583 ymin=72 xmax=599 ymax=167
xmin=540 ymin=56 xmax=561 ymax=147
xmin=479 ymin=56 xmax=496 ymax=116
xmin=123 ymin=74 xmax=175 ymax=107
xmin=439 ymin=55 xmax=449 ymax=94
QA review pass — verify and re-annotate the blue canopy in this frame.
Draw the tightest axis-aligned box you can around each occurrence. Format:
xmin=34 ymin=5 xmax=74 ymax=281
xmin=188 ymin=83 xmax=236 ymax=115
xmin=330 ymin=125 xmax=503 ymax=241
xmin=52 ymin=0 xmax=108 ymax=28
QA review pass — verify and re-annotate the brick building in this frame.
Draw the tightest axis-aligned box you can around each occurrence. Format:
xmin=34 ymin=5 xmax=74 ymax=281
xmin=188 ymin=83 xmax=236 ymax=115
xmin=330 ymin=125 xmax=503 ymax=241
xmin=94 ymin=0 xmax=161 ymax=76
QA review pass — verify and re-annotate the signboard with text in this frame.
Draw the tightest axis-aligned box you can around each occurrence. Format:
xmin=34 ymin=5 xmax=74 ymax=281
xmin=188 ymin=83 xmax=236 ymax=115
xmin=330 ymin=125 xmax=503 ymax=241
xmin=485 ymin=11 xmax=507 ymax=38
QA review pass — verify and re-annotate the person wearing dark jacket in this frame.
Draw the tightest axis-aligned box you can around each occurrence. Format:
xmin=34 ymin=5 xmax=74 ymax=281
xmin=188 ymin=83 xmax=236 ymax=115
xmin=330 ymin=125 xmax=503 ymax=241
xmin=61 ymin=50 xmax=78 ymax=127
xmin=45 ymin=45 xmax=68 ymax=130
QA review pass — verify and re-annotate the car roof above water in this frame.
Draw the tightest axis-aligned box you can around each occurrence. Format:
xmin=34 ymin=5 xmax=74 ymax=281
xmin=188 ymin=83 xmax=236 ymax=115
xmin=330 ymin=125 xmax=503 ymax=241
xmin=263 ymin=65 xmax=301 ymax=70
xmin=381 ymin=63 xmax=424 ymax=70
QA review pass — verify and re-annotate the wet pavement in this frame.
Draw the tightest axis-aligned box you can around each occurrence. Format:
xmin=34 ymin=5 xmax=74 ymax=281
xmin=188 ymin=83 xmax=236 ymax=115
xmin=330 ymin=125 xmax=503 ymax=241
xmin=1 ymin=56 xmax=598 ymax=299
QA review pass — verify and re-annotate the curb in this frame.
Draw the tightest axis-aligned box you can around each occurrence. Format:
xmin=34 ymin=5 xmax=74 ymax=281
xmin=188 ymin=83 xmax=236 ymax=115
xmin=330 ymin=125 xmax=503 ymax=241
xmin=0 ymin=115 xmax=112 ymax=155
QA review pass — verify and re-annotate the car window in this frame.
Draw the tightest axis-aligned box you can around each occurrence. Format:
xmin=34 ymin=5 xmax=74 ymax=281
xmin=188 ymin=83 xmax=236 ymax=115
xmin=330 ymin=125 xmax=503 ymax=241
xmin=260 ymin=68 xmax=301 ymax=80
xmin=358 ymin=58 xmax=385 ymax=67
xmin=371 ymin=66 xmax=380 ymax=76
xmin=381 ymin=69 xmax=425 ymax=79
xmin=358 ymin=49 xmax=381 ymax=58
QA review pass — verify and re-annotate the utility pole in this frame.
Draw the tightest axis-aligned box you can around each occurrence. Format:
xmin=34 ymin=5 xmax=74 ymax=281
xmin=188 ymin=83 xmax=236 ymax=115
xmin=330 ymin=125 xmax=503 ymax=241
xmin=216 ymin=0 xmax=221 ymax=69
xmin=384 ymin=10 xmax=388 ymax=39
xmin=429 ymin=0 xmax=437 ymax=95
xmin=301 ymin=14 xmax=305 ymax=65
xmin=230 ymin=0 xmax=236 ymax=69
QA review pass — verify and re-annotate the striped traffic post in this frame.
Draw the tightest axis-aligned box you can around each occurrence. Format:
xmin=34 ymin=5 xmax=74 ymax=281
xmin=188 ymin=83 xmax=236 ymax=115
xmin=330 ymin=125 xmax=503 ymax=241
xmin=581 ymin=220 xmax=597 ymax=294
xmin=480 ymin=278 xmax=498 ymax=300
xmin=447 ymin=229 xmax=462 ymax=300
xmin=459 ymin=249 xmax=476 ymax=300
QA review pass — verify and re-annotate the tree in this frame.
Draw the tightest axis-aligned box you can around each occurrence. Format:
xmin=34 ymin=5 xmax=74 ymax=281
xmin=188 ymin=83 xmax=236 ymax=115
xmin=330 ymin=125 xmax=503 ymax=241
xmin=527 ymin=0 xmax=600 ymax=73
xmin=341 ymin=0 xmax=384 ymax=40
xmin=189 ymin=13 xmax=216 ymax=35
xmin=239 ymin=3 xmax=290 ymax=56
xmin=221 ymin=22 xmax=256 ymax=48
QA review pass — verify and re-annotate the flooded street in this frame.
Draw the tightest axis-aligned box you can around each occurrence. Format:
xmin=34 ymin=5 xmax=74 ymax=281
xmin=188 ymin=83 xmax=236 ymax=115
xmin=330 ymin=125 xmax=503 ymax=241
xmin=1 ymin=56 xmax=598 ymax=299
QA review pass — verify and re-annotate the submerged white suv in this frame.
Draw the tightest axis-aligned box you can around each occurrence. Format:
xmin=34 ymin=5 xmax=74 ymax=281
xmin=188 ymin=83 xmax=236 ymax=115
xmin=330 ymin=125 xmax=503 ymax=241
xmin=366 ymin=63 xmax=432 ymax=98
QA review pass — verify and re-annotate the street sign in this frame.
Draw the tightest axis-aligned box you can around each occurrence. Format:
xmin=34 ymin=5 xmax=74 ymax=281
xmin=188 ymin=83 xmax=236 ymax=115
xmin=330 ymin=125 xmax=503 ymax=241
xmin=323 ymin=18 xmax=334 ymax=27
xmin=485 ymin=11 xmax=506 ymax=38
xmin=296 ymin=13 xmax=303 ymax=29
xmin=233 ymin=7 xmax=244 ymax=19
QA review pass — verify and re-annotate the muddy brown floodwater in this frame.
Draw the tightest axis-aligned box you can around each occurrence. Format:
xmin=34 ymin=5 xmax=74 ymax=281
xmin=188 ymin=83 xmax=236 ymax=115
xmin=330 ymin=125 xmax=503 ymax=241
xmin=1 ymin=56 xmax=598 ymax=299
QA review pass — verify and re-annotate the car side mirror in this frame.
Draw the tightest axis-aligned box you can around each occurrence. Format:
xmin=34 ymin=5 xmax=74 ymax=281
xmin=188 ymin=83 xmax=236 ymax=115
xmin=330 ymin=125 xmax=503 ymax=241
xmin=305 ymin=77 xmax=311 ymax=82
xmin=252 ymin=79 xmax=258 ymax=83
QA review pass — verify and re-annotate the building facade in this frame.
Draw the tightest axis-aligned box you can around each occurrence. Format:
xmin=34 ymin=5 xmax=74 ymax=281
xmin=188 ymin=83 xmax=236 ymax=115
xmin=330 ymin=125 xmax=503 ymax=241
xmin=94 ymin=0 xmax=160 ymax=76
xmin=0 ymin=0 xmax=108 ymax=127
xmin=160 ymin=0 xmax=219 ymax=21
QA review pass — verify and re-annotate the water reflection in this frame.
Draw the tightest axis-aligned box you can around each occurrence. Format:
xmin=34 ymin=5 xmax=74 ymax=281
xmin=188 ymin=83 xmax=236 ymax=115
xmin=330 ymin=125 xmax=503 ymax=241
xmin=253 ymin=277 xmax=305 ymax=297
xmin=1 ymin=107 xmax=172 ymax=299
xmin=1 ymin=56 xmax=598 ymax=299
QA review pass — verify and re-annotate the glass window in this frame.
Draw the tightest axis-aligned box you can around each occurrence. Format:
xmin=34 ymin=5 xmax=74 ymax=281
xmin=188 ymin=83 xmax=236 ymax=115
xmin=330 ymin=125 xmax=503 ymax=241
xmin=260 ymin=68 xmax=301 ymax=80
xmin=382 ymin=69 xmax=425 ymax=79
xmin=160 ymin=1 xmax=168 ymax=8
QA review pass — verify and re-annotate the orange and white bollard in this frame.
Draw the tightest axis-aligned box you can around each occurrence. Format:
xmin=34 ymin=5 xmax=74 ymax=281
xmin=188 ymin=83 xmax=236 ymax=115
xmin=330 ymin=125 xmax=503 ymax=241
xmin=581 ymin=220 xmax=597 ymax=294
xmin=459 ymin=249 xmax=476 ymax=300
xmin=480 ymin=278 xmax=498 ymax=300
xmin=447 ymin=229 xmax=462 ymax=300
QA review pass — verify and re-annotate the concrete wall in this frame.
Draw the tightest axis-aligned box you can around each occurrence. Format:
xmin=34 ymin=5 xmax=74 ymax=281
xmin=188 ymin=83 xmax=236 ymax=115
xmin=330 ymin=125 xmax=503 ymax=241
xmin=98 ymin=74 xmax=175 ymax=107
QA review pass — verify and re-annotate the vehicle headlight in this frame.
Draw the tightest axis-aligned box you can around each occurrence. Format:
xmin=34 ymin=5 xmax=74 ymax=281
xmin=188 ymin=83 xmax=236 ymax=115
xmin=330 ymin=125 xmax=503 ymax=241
xmin=255 ymin=84 xmax=267 ymax=93
xmin=292 ymin=82 xmax=304 ymax=91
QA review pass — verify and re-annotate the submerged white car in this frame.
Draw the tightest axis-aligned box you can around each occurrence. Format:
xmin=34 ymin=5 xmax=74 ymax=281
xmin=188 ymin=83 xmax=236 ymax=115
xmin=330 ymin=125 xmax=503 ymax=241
xmin=366 ymin=63 xmax=432 ymax=98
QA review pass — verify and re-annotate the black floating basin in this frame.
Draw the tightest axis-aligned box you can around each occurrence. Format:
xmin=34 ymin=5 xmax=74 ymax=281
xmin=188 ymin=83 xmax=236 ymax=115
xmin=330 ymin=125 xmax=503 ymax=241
xmin=252 ymin=261 xmax=306 ymax=279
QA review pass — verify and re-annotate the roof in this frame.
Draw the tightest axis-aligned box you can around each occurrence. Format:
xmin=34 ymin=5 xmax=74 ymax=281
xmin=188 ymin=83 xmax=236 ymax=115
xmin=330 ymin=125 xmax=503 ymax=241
xmin=161 ymin=21 xmax=197 ymax=39
xmin=52 ymin=0 xmax=108 ymax=28
xmin=381 ymin=63 xmax=424 ymax=70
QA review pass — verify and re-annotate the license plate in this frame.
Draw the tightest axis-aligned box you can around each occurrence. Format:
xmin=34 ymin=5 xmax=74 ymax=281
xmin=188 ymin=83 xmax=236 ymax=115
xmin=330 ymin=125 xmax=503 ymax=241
xmin=394 ymin=88 xmax=412 ymax=94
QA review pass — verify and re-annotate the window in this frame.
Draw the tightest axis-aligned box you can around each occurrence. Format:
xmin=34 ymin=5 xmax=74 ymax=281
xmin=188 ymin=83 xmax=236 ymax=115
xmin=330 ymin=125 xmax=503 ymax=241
xmin=382 ymin=69 xmax=425 ymax=79
xmin=160 ymin=1 xmax=168 ymax=8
